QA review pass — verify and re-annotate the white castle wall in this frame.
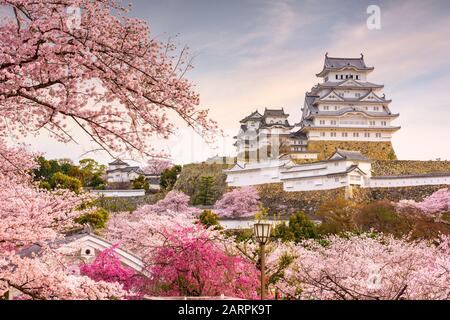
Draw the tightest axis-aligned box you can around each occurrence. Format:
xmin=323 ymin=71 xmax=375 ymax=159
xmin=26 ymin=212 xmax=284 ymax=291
xmin=366 ymin=175 xmax=450 ymax=188
xmin=225 ymin=160 xmax=450 ymax=192
xmin=90 ymin=189 xmax=145 ymax=197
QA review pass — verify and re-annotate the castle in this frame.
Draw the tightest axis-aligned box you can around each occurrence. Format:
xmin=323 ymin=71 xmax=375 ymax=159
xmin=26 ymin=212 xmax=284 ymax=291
xmin=235 ymin=54 xmax=399 ymax=162
xmin=227 ymin=54 xmax=450 ymax=192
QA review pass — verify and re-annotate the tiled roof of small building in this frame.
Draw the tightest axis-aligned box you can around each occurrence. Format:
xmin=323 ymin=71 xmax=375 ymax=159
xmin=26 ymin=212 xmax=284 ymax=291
xmin=108 ymin=159 xmax=129 ymax=166
xmin=240 ymin=110 xmax=263 ymax=123
xmin=332 ymin=149 xmax=371 ymax=162
xmin=106 ymin=166 xmax=142 ymax=174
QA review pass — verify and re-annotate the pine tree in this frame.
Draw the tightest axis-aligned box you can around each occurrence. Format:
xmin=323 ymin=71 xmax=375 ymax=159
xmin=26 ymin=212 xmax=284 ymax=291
xmin=194 ymin=176 xmax=216 ymax=205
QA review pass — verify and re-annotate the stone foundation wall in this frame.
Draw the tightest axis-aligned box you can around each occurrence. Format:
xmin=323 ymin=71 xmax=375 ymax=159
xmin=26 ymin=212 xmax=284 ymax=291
xmin=307 ymin=140 xmax=397 ymax=160
xmin=256 ymin=183 xmax=347 ymax=216
xmin=372 ymin=160 xmax=450 ymax=176
xmin=256 ymin=183 xmax=448 ymax=216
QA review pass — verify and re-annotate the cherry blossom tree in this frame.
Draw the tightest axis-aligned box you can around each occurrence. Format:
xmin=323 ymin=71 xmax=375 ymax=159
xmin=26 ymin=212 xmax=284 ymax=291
xmin=143 ymin=159 xmax=172 ymax=175
xmin=0 ymin=0 xmax=217 ymax=300
xmin=136 ymin=190 xmax=200 ymax=217
xmin=147 ymin=224 xmax=259 ymax=298
xmin=80 ymin=245 xmax=144 ymax=297
xmin=397 ymin=188 xmax=450 ymax=216
xmin=273 ymin=234 xmax=450 ymax=300
xmin=214 ymin=187 xmax=260 ymax=218
xmin=0 ymin=0 xmax=217 ymax=159
xmin=0 ymin=148 xmax=126 ymax=299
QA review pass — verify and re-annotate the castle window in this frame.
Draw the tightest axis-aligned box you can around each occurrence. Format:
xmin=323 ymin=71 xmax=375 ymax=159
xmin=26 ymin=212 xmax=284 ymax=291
xmin=355 ymin=93 xmax=361 ymax=98
xmin=340 ymin=75 xmax=344 ymax=79
xmin=364 ymin=133 xmax=370 ymax=137
xmin=356 ymin=75 xmax=359 ymax=80
xmin=330 ymin=120 xmax=337 ymax=125
xmin=331 ymin=132 xmax=337 ymax=137
xmin=381 ymin=121 xmax=387 ymax=126
xmin=374 ymin=106 xmax=380 ymax=111
xmin=319 ymin=120 xmax=325 ymax=125
xmin=346 ymin=75 xmax=349 ymax=79
xmin=353 ymin=132 xmax=359 ymax=137
xmin=335 ymin=106 xmax=338 ymax=110
xmin=323 ymin=106 xmax=330 ymax=111
xmin=342 ymin=132 xmax=348 ymax=137
xmin=376 ymin=133 xmax=382 ymax=138
xmin=336 ymin=75 xmax=339 ymax=80
xmin=369 ymin=121 xmax=375 ymax=126
xmin=350 ymin=75 xmax=354 ymax=79
xmin=320 ymin=132 xmax=326 ymax=137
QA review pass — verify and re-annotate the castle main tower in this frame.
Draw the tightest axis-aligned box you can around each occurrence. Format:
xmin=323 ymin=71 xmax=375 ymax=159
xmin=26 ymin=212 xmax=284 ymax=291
xmin=298 ymin=53 xmax=400 ymax=159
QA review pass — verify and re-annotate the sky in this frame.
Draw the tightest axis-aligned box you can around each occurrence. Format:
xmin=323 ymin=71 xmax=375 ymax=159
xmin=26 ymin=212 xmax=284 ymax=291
xmin=13 ymin=0 xmax=450 ymax=165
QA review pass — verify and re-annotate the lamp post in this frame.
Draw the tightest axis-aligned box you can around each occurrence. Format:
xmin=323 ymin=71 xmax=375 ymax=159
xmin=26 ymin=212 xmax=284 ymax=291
xmin=253 ymin=222 xmax=272 ymax=300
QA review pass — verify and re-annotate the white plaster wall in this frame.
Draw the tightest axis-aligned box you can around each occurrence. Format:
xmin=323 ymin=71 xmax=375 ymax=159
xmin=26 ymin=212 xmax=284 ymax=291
xmin=90 ymin=189 xmax=146 ymax=197
xmin=367 ymin=176 xmax=450 ymax=188
xmin=283 ymin=176 xmax=347 ymax=191
xmin=226 ymin=167 xmax=282 ymax=186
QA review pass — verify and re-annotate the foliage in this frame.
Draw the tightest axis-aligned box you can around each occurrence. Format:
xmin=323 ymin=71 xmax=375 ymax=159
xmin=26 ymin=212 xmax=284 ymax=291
xmin=160 ymin=165 xmax=182 ymax=191
xmin=75 ymin=208 xmax=110 ymax=229
xmin=317 ymin=197 xmax=450 ymax=240
xmin=174 ymin=163 xmax=227 ymax=204
xmin=51 ymin=172 xmax=83 ymax=194
xmin=193 ymin=176 xmax=216 ymax=205
xmin=79 ymin=159 xmax=107 ymax=189
xmin=198 ymin=210 xmax=222 ymax=230
xmin=131 ymin=175 xmax=149 ymax=192
xmin=214 ymin=187 xmax=260 ymax=218
xmin=354 ymin=201 xmax=410 ymax=237
xmin=272 ymin=211 xmax=318 ymax=242
xmin=316 ymin=197 xmax=357 ymax=235
xmin=33 ymin=156 xmax=106 ymax=191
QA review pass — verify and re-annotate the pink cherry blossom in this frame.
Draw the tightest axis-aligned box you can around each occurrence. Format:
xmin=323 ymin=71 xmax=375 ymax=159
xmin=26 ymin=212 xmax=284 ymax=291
xmin=0 ymin=0 xmax=217 ymax=158
xmin=214 ymin=187 xmax=260 ymax=218
xmin=397 ymin=188 xmax=450 ymax=216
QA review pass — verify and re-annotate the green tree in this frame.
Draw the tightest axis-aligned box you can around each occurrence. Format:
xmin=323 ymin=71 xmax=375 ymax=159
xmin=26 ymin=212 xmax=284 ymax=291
xmin=198 ymin=210 xmax=222 ymax=230
xmin=50 ymin=172 xmax=82 ymax=194
xmin=132 ymin=174 xmax=149 ymax=192
xmin=194 ymin=176 xmax=215 ymax=205
xmin=272 ymin=211 xmax=318 ymax=242
xmin=160 ymin=165 xmax=182 ymax=190
xmin=79 ymin=158 xmax=107 ymax=189
xmin=74 ymin=208 xmax=110 ymax=229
